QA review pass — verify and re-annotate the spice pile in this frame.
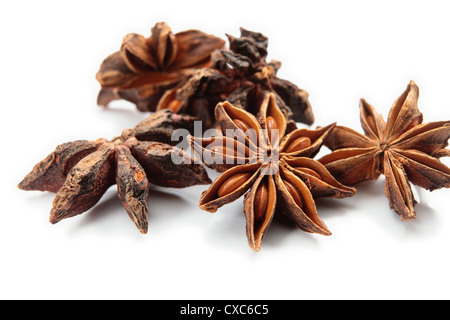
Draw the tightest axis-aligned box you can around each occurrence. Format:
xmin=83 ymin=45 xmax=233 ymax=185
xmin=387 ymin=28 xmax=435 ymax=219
xmin=19 ymin=22 xmax=450 ymax=251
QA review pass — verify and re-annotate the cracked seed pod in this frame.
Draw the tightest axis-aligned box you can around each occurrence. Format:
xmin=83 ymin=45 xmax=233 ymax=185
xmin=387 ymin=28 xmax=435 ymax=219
xmin=189 ymin=93 xmax=355 ymax=251
xmin=319 ymin=81 xmax=450 ymax=220
xmin=18 ymin=110 xmax=211 ymax=234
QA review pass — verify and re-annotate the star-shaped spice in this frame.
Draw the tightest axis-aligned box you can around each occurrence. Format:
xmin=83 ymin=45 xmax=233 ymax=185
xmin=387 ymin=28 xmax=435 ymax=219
xmin=96 ymin=22 xmax=225 ymax=113
xmin=18 ymin=110 xmax=211 ymax=233
xmin=190 ymin=93 xmax=355 ymax=251
xmin=319 ymin=81 xmax=450 ymax=221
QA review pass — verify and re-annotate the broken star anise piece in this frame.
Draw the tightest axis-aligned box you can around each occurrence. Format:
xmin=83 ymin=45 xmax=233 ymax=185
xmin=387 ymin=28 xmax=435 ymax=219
xmin=212 ymin=28 xmax=315 ymax=125
xmin=18 ymin=110 xmax=211 ymax=234
xmin=189 ymin=93 xmax=355 ymax=251
xmin=319 ymin=81 xmax=450 ymax=221
xmin=155 ymin=27 xmax=315 ymax=130
xmin=96 ymin=22 xmax=225 ymax=112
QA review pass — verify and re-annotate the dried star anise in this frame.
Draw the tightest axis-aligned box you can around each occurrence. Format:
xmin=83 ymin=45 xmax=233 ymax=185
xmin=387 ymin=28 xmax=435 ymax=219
xmin=18 ymin=110 xmax=211 ymax=233
xmin=189 ymin=93 xmax=355 ymax=251
xmin=213 ymin=28 xmax=315 ymax=125
xmin=160 ymin=28 xmax=314 ymax=128
xmin=96 ymin=22 xmax=225 ymax=113
xmin=103 ymin=25 xmax=315 ymax=129
xmin=319 ymin=81 xmax=450 ymax=221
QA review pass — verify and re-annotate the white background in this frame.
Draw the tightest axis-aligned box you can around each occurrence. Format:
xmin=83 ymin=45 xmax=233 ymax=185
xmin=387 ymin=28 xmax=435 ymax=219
xmin=1 ymin=0 xmax=449 ymax=300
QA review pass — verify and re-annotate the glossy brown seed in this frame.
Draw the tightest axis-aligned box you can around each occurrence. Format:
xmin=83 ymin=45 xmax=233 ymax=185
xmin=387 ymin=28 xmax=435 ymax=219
xmin=253 ymin=180 xmax=268 ymax=222
xmin=294 ymin=167 xmax=321 ymax=179
xmin=266 ymin=116 xmax=278 ymax=143
xmin=233 ymin=118 xmax=251 ymax=132
xmin=166 ymin=99 xmax=183 ymax=112
xmin=283 ymin=179 xmax=303 ymax=209
xmin=217 ymin=172 xmax=252 ymax=197
xmin=284 ymin=137 xmax=312 ymax=153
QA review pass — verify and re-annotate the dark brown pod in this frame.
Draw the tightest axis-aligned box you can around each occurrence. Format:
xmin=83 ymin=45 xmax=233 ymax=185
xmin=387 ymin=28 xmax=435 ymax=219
xmin=18 ymin=139 xmax=107 ymax=193
xmin=115 ymin=146 xmax=150 ymax=234
xmin=49 ymin=144 xmax=116 ymax=224
xmin=128 ymin=138 xmax=211 ymax=188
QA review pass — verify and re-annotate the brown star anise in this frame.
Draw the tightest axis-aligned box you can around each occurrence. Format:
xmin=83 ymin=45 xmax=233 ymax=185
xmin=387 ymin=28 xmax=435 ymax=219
xmin=319 ymin=81 xmax=450 ymax=221
xmin=96 ymin=22 xmax=225 ymax=113
xmin=189 ymin=93 xmax=355 ymax=251
xmin=18 ymin=110 xmax=211 ymax=233
xmin=151 ymin=27 xmax=315 ymax=129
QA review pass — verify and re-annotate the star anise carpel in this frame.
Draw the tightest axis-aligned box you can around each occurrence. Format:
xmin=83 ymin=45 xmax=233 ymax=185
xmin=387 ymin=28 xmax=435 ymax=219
xmin=189 ymin=93 xmax=355 ymax=251
xmin=319 ymin=81 xmax=450 ymax=221
xmin=96 ymin=22 xmax=225 ymax=113
xmin=18 ymin=110 xmax=211 ymax=233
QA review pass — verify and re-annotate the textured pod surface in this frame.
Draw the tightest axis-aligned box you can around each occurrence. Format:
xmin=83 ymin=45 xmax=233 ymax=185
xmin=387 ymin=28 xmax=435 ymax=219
xmin=130 ymin=109 xmax=198 ymax=144
xmin=18 ymin=139 xmax=106 ymax=193
xmin=116 ymin=146 xmax=150 ymax=234
xmin=129 ymin=139 xmax=211 ymax=188
xmin=50 ymin=144 xmax=116 ymax=224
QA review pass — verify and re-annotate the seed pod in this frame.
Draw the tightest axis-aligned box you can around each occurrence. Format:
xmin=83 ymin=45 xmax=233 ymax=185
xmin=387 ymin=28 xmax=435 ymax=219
xmin=18 ymin=139 xmax=106 ymax=193
xmin=293 ymin=167 xmax=321 ymax=180
xmin=215 ymin=101 xmax=262 ymax=150
xmin=49 ymin=144 xmax=116 ymax=224
xmin=284 ymin=157 xmax=356 ymax=199
xmin=115 ymin=146 xmax=150 ymax=234
xmin=280 ymin=123 xmax=336 ymax=158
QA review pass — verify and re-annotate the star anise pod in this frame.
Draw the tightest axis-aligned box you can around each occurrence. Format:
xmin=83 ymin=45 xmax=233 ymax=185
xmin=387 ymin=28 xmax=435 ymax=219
xmin=96 ymin=22 xmax=225 ymax=113
xmin=153 ymin=28 xmax=315 ymax=129
xmin=189 ymin=93 xmax=355 ymax=251
xmin=18 ymin=110 xmax=211 ymax=233
xmin=319 ymin=81 xmax=450 ymax=221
